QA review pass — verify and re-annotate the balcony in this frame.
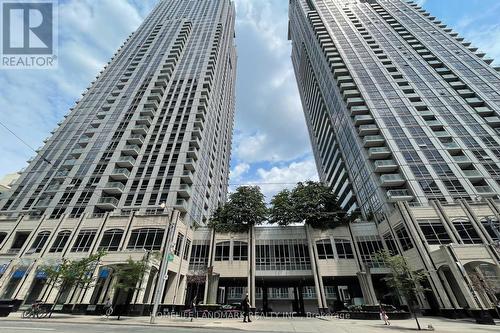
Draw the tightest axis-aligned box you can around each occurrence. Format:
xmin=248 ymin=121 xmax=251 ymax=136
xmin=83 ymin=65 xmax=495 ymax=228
xmin=419 ymin=110 xmax=435 ymax=119
xmin=350 ymin=105 xmax=369 ymax=116
xmin=127 ymin=134 xmax=145 ymax=145
xmin=363 ymin=135 xmax=385 ymax=147
xmin=442 ymin=142 xmax=461 ymax=152
xmin=185 ymin=158 xmax=196 ymax=171
xmin=54 ymin=170 xmax=69 ymax=178
xmin=187 ymin=149 xmax=199 ymax=160
xmin=426 ymin=119 xmax=443 ymax=129
xmin=374 ymin=159 xmax=398 ymax=173
xmin=442 ymin=74 xmax=458 ymax=82
xmin=380 ymin=174 xmax=406 ymax=187
xmin=140 ymin=108 xmax=156 ymax=117
xmin=475 ymin=106 xmax=493 ymax=116
xmin=336 ymin=75 xmax=354 ymax=84
xmin=339 ymin=82 xmax=356 ymax=92
xmin=132 ymin=124 xmax=149 ymax=135
xmin=485 ymin=116 xmax=500 ymax=127
xmin=387 ymin=189 xmax=414 ymax=202
xmin=343 ymin=89 xmax=361 ymax=99
xmin=181 ymin=170 xmax=193 ymax=184
xmin=190 ymin=137 xmax=201 ymax=149
xmin=62 ymin=159 xmax=77 ymax=169
xmin=147 ymin=93 xmax=162 ymax=103
xmin=136 ymin=116 xmax=153 ymax=126
xmin=178 ymin=184 xmax=191 ymax=198
xmin=465 ymin=97 xmax=484 ymax=107
xmin=457 ymin=89 xmax=475 ymax=98
xmin=45 ymin=184 xmax=61 ymax=192
xmin=144 ymin=99 xmax=159 ymax=109
xmin=110 ymin=168 xmax=130 ymax=180
xmin=116 ymin=156 xmax=136 ymax=168
xmin=333 ymin=68 xmax=349 ymax=78
xmin=122 ymin=144 xmax=140 ymax=156
xmin=463 ymin=169 xmax=483 ymax=181
xmin=96 ymin=197 xmax=119 ymax=210
xmin=102 ymin=182 xmax=125 ymax=194
xmin=358 ymin=124 xmax=379 ymax=136
xmin=35 ymin=198 xmax=52 ymax=208
xmin=70 ymin=148 xmax=85 ymax=157
xmin=433 ymin=130 xmax=451 ymax=138
xmin=368 ymin=147 xmax=391 ymax=159
xmin=174 ymin=199 xmax=189 ymax=213
xmin=449 ymin=80 xmax=466 ymax=89
xmin=354 ymin=115 xmax=374 ymax=126
xmin=346 ymin=97 xmax=365 ymax=108
xmin=452 ymin=155 xmax=471 ymax=165
xmin=475 ymin=185 xmax=495 ymax=196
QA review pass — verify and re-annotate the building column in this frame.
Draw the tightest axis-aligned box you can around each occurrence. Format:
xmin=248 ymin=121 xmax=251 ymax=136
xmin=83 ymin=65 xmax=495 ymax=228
xmin=248 ymin=226 xmax=256 ymax=309
xmin=356 ymin=267 xmax=377 ymax=305
xmin=305 ymin=224 xmax=327 ymax=311
xmin=206 ymin=273 xmax=219 ymax=304
xmin=135 ymin=266 xmax=152 ymax=304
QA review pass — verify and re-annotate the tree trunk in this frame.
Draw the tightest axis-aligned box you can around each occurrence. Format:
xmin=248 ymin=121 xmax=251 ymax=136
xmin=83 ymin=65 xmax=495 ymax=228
xmin=410 ymin=306 xmax=421 ymax=330
xmin=49 ymin=283 xmax=66 ymax=318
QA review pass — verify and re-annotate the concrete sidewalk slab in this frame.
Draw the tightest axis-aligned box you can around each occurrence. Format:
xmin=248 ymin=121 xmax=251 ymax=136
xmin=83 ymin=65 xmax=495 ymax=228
xmin=0 ymin=312 xmax=498 ymax=333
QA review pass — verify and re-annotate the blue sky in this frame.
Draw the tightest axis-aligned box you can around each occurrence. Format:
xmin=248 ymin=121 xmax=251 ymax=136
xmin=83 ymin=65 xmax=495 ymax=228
xmin=1 ymin=0 xmax=499 ymax=200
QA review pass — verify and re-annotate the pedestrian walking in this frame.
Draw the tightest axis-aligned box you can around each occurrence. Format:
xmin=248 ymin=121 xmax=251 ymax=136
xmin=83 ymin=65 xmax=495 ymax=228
xmin=379 ymin=305 xmax=390 ymax=325
xmin=242 ymin=293 xmax=251 ymax=323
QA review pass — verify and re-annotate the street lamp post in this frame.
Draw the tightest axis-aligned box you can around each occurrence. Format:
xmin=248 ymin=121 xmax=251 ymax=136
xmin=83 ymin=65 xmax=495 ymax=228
xmin=150 ymin=205 xmax=180 ymax=324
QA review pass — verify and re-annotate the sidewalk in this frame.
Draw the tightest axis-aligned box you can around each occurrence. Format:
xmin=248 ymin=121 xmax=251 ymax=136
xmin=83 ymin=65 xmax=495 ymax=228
xmin=1 ymin=311 xmax=499 ymax=332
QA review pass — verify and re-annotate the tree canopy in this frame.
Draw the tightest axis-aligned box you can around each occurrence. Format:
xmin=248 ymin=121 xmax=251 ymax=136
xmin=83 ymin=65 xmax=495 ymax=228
xmin=208 ymin=186 xmax=267 ymax=232
xmin=269 ymin=181 xmax=355 ymax=229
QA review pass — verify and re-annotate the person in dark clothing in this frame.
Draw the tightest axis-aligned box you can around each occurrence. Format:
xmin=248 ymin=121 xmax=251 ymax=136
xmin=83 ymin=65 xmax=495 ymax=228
xmin=241 ymin=294 xmax=251 ymax=322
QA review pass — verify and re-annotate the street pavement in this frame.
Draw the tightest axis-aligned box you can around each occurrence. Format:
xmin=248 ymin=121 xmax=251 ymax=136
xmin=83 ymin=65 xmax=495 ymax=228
xmin=0 ymin=312 xmax=499 ymax=332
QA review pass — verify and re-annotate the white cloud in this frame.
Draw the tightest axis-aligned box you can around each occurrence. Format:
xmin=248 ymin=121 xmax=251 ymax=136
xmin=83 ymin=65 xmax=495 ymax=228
xmin=242 ymin=158 xmax=319 ymax=200
xmin=0 ymin=0 xmax=153 ymax=176
xmin=230 ymin=163 xmax=250 ymax=181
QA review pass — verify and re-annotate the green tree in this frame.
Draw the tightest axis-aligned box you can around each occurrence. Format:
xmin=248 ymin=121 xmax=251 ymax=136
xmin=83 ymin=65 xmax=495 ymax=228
xmin=112 ymin=257 xmax=148 ymax=319
xmin=269 ymin=181 xmax=353 ymax=229
xmin=375 ymin=250 xmax=427 ymax=330
xmin=41 ymin=250 xmax=106 ymax=315
xmin=209 ymin=186 xmax=267 ymax=232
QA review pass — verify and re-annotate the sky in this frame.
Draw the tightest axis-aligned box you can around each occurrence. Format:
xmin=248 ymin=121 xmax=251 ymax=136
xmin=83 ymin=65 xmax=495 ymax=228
xmin=0 ymin=0 xmax=499 ymax=201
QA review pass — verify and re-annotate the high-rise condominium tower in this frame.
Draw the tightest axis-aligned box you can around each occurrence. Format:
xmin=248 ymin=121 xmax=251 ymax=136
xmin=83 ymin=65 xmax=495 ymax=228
xmin=289 ymin=0 xmax=500 ymax=217
xmin=0 ymin=0 xmax=237 ymax=226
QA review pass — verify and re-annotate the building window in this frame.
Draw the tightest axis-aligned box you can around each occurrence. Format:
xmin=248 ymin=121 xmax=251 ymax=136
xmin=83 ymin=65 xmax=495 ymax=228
xmin=98 ymin=229 xmax=124 ymax=251
xmin=269 ymin=287 xmax=290 ymax=299
xmin=383 ymin=233 xmax=399 ymax=255
xmin=28 ymin=231 xmax=50 ymax=253
xmin=480 ymin=218 xmax=500 ymax=241
xmin=325 ymin=286 xmax=337 ymax=299
xmin=10 ymin=232 xmax=31 ymax=253
xmin=233 ymin=241 xmax=248 ymax=261
xmin=71 ymin=229 xmax=97 ymax=252
xmin=334 ymin=238 xmax=354 ymax=259
xmin=0 ymin=232 xmax=7 ymax=245
xmin=189 ymin=242 xmax=209 ymax=271
xmin=256 ymin=239 xmax=311 ymax=270
xmin=316 ymin=239 xmax=334 ymax=259
xmin=227 ymin=287 xmax=245 ymax=300
xmin=214 ymin=241 xmax=230 ymax=261
xmin=357 ymin=235 xmax=384 ymax=267
xmin=418 ymin=219 xmax=452 ymax=245
xmin=49 ymin=231 xmax=71 ymax=253
xmin=183 ymin=239 xmax=191 ymax=260
xmin=127 ymin=228 xmax=164 ymax=251
xmin=173 ymin=233 xmax=184 ymax=256
xmin=395 ymin=225 xmax=414 ymax=251
xmin=302 ymin=286 xmax=316 ymax=299
xmin=452 ymin=219 xmax=482 ymax=244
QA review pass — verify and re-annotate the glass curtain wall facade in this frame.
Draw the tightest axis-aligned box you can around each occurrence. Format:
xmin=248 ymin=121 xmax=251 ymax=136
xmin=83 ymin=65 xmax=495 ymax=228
xmin=0 ymin=0 xmax=237 ymax=226
xmin=289 ymin=0 xmax=500 ymax=217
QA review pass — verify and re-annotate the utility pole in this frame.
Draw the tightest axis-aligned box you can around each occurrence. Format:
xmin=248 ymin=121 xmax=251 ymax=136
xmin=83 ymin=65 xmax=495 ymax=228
xmin=150 ymin=208 xmax=180 ymax=324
